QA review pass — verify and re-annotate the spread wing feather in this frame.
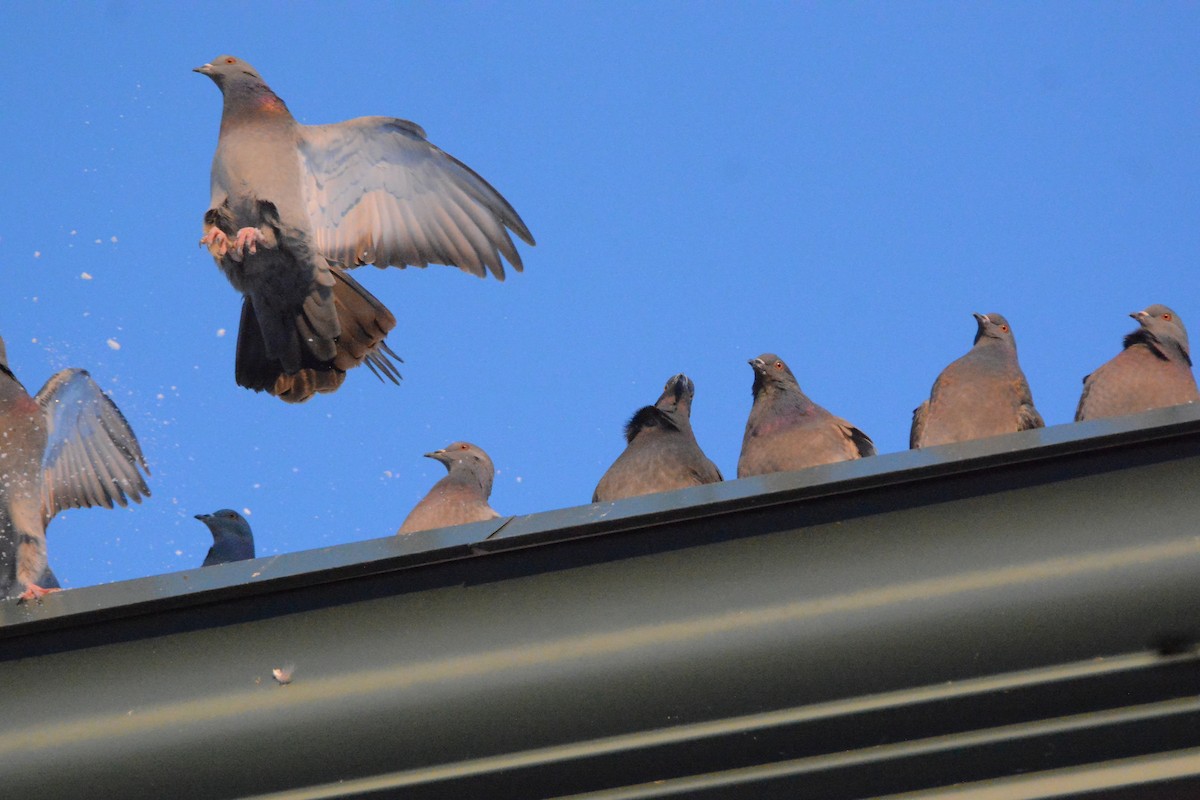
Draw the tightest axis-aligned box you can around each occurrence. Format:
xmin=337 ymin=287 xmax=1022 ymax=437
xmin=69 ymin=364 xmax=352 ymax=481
xmin=298 ymin=117 xmax=534 ymax=280
xmin=36 ymin=369 xmax=150 ymax=524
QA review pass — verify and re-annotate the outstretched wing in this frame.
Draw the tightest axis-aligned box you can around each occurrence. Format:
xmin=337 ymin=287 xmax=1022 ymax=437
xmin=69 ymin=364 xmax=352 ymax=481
xmin=36 ymin=369 xmax=150 ymax=523
xmin=297 ymin=116 xmax=534 ymax=279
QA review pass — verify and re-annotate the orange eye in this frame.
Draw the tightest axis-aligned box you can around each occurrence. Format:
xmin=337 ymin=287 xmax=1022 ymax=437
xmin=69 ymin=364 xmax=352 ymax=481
xmin=774 ymin=361 xmax=783 ymax=370
xmin=225 ymin=57 xmax=236 ymax=64
xmin=459 ymin=443 xmax=469 ymax=450
xmin=1000 ymin=325 xmax=1009 ymax=332
xmin=1164 ymin=313 xmax=1173 ymax=321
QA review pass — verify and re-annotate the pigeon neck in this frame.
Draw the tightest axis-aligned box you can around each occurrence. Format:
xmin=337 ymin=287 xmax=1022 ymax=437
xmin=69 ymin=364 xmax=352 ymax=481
xmin=447 ymin=463 xmax=492 ymax=498
xmin=971 ymin=335 xmax=1016 ymax=362
xmin=756 ymin=380 xmax=814 ymax=413
xmin=1125 ymin=329 xmax=1192 ymax=366
xmin=221 ymin=82 xmax=292 ymax=129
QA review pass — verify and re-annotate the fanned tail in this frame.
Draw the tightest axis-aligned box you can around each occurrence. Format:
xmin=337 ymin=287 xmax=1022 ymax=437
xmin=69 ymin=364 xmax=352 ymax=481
xmin=235 ymin=265 xmax=400 ymax=403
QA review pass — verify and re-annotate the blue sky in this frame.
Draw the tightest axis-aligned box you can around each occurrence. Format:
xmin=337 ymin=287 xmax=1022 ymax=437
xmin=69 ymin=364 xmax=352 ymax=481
xmin=1 ymin=2 xmax=1197 ymax=588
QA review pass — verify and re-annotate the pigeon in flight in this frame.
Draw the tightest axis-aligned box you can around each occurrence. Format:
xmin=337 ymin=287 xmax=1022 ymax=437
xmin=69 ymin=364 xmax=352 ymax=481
xmin=397 ymin=442 xmax=500 ymax=534
xmin=0 ymin=337 xmax=150 ymax=600
xmin=195 ymin=508 xmax=256 ymax=566
xmin=593 ymin=373 xmax=723 ymax=502
xmin=738 ymin=353 xmax=875 ymax=478
xmin=195 ymin=55 xmax=535 ymax=402
xmin=911 ymin=313 xmax=1043 ymax=448
xmin=1076 ymin=304 xmax=1199 ymax=421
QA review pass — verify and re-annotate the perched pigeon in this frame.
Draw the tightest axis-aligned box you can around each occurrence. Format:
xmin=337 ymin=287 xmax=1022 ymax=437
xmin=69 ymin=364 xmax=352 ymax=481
xmin=397 ymin=442 xmax=500 ymax=534
xmin=195 ymin=509 xmax=256 ymax=566
xmin=195 ymin=55 xmax=535 ymax=402
xmin=911 ymin=313 xmax=1044 ymax=448
xmin=593 ymin=373 xmax=723 ymax=502
xmin=738 ymin=353 xmax=875 ymax=478
xmin=0 ymin=336 xmax=150 ymax=600
xmin=1075 ymin=305 xmax=1200 ymax=421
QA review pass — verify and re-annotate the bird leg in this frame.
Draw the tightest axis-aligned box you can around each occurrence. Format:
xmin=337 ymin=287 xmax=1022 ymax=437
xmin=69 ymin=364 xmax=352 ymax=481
xmin=17 ymin=584 xmax=61 ymax=603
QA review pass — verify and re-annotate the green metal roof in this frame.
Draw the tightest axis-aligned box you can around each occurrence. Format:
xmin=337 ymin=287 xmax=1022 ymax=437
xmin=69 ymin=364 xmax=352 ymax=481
xmin=4 ymin=405 xmax=1200 ymax=798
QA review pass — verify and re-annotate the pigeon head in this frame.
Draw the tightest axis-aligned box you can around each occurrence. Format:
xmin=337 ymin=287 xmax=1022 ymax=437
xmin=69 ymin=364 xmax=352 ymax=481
xmin=748 ymin=353 xmax=802 ymax=396
xmin=427 ymin=442 xmax=495 ymax=496
xmin=1128 ymin=304 xmax=1191 ymax=364
xmin=654 ymin=373 xmax=695 ymax=416
xmin=194 ymin=55 xmax=288 ymax=117
xmin=194 ymin=509 xmax=252 ymax=541
xmin=193 ymin=55 xmax=267 ymax=88
xmin=972 ymin=313 xmax=1016 ymax=347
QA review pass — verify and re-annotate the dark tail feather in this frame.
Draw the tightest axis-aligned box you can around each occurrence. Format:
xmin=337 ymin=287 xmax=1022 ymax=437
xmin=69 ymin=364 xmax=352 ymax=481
xmin=329 ymin=266 xmax=401 ymax=382
xmin=234 ymin=267 xmax=400 ymax=403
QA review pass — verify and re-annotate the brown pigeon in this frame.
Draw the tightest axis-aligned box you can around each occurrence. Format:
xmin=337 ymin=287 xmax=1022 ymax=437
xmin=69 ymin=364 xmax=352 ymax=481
xmin=397 ymin=442 xmax=500 ymax=535
xmin=737 ymin=353 xmax=875 ymax=479
xmin=0 ymin=337 xmax=150 ymax=600
xmin=195 ymin=55 xmax=535 ymax=402
xmin=593 ymin=373 xmax=723 ymax=503
xmin=1075 ymin=304 xmax=1199 ymax=421
xmin=911 ymin=313 xmax=1044 ymax=448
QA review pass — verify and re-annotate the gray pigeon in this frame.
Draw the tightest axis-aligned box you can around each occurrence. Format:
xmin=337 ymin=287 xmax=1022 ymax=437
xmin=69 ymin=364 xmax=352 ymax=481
xmin=0 ymin=336 xmax=150 ymax=600
xmin=195 ymin=55 xmax=534 ymax=403
xmin=911 ymin=313 xmax=1044 ymax=448
xmin=1076 ymin=304 xmax=1200 ymax=421
xmin=195 ymin=509 xmax=256 ymax=566
xmin=397 ymin=442 xmax=500 ymax=534
xmin=737 ymin=353 xmax=875 ymax=479
xmin=593 ymin=373 xmax=723 ymax=502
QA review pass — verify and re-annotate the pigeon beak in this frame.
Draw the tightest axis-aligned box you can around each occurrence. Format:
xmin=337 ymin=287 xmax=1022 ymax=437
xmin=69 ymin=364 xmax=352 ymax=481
xmin=749 ymin=358 xmax=765 ymax=371
xmin=972 ymin=312 xmax=988 ymax=324
xmin=194 ymin=63 xmax=214 ymax=75
xmin=194 ymin=514 xmax=210 ymax=521
xmin=1131 ymin=311 xmax=1149 ymax=322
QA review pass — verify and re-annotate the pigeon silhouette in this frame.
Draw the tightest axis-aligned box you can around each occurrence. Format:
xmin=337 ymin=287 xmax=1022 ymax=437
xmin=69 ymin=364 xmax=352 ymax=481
xmin=195 ymin=509 xmax=256 ymax=566
xmin=0 ymin=336 xmax=150 ymax=600
xmin=1076 ymin=304 xmax=1199 ymax=421
xmin=738 ymin=353 xmax=875 ymax=478
xmin=594 ymin=373 xmax=723 ymax=502
xmin=397 ymin=442 xmax=500 ymax=534
xmin=911 ymin=313 xmax=1043 ymax=448
xmin=195 ymin=55 xmax=534 ymax=402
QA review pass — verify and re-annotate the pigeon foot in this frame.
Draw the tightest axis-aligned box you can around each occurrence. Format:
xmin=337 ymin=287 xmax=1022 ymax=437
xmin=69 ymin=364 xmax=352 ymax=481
xmin=17 ymin=584 xmax=62 ymax=603
xmin=234 ymin=227 xmax=265 ymax=257
xmin=199 ymin=227 xmax=231 ymax=258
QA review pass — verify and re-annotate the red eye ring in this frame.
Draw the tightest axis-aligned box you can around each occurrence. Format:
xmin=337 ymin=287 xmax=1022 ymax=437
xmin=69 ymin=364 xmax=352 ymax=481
xmin=774 ymin=362 xmax=783 ymax=369
xmin=1000 ymin=325 xmax=1009 ymax=332
xmin=225 ymin=57 xmax=236 ymax=64
xmin=1163 ymin=313 xmax=1173 ymax=321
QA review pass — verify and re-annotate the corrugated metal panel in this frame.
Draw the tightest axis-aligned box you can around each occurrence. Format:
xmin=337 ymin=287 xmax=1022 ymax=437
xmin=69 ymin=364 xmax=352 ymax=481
xmin=3 ymin=405 xmax=1200 ymax=799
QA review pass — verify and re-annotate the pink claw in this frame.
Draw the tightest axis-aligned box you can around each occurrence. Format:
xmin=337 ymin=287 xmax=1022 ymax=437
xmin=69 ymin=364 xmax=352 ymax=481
xmin=200 ymin=228 xmax=231 ymax=258
xmin=234 ymin=227 xmax=262 ymax=256
xmin=17 ymin=584 xmax=62 ymax=603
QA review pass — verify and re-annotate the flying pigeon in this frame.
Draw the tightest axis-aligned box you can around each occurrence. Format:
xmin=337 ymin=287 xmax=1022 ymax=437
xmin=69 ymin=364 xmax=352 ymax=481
xmin=1076 ymin=304 xmax=1199 ymax=421
xmin=911 ymin=313 xmax=1044 ymax=448
xmin=593 ymin=373 xmax=723 ymax=502
xmin=737 ymin=353 xmax=875 ymax=478
xmin=397 ymin=442 xmax=500 ymax=534
xmin=195 ymin=508 xmax=256 ymax=566
xmin=195 ymin=55 xmax=535 ymax=402
xmin=0 ymin=336 xmax=150 ymax=600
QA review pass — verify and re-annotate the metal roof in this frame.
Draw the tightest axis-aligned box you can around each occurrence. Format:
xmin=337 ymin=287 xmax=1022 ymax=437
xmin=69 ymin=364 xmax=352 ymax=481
xmin=4 ymin=404 xmax=1200 ymax=799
